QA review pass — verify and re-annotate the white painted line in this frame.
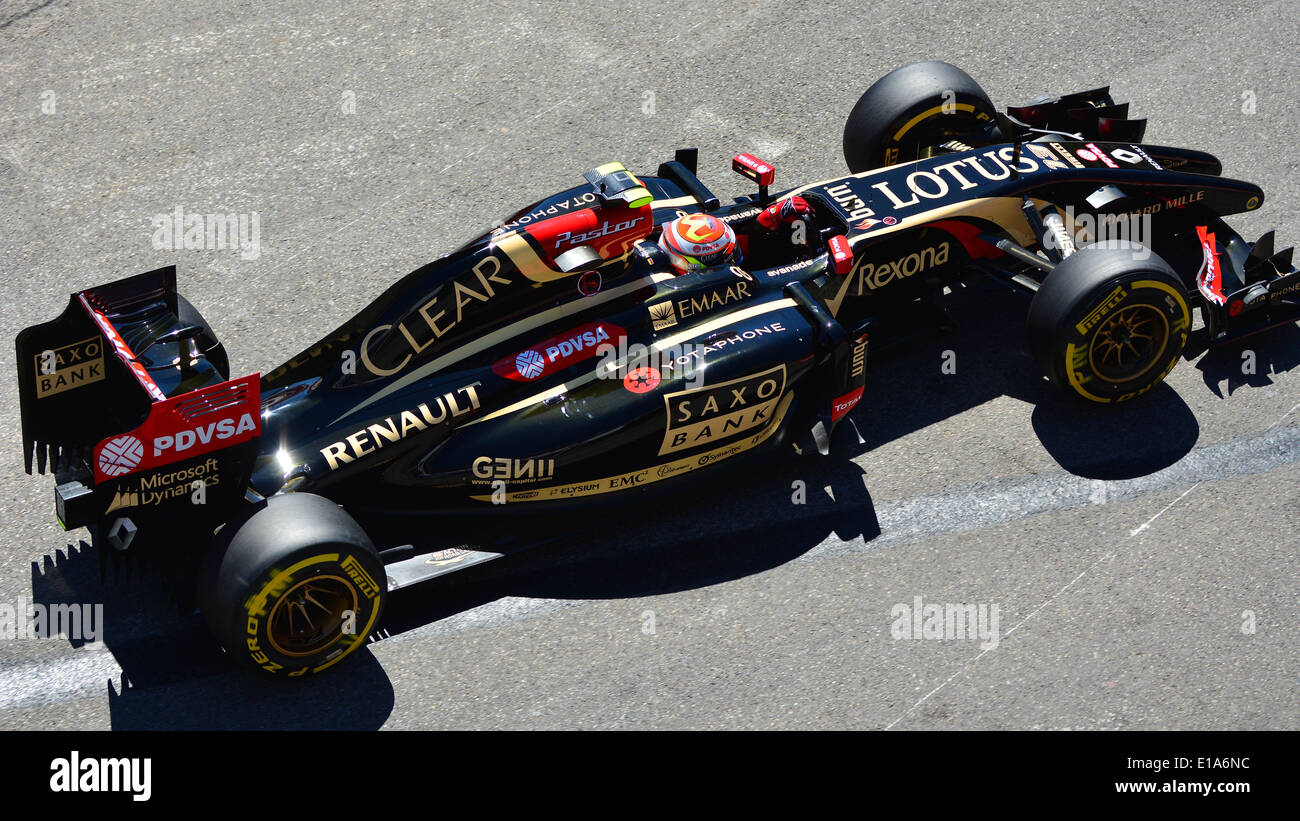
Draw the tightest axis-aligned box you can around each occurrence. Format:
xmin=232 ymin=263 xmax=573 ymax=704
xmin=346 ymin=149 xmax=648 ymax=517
xmin=4 ymin=422 xmax=1296 ymax=714
xmin=881 ymin=422 xmax=1300 ymax=730
xmin=1268 ymin=401 xmax=1300 ymax=431
xmin=1129 ymin=482 xmax=1202 ymax=537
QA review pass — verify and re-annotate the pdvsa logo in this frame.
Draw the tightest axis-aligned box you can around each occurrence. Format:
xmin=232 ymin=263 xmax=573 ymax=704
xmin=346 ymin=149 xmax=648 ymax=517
xmin=98 ymin=435 xmax=144 ymax=477
xmin=92 ymin=374 xmax=262 ymax=483
xmin=494 ymin=321 xmax=625 ymax=382
xmin=514 ymin=349 xmax=546 ymax=380
xmin=153 ymin=413 xmax=258 ymax=457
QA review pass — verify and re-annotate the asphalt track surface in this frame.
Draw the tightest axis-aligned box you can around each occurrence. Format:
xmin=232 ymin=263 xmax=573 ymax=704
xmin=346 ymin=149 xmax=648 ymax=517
xmin=0 ymin=0 xmax=1296 ymax=730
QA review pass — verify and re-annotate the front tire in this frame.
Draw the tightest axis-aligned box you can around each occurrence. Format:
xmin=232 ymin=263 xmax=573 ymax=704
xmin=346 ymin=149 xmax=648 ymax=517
xmin=843 ymin=61 xmax=1000 ymax=173
xmin=1027 ymin=240 xmax=1191 ymax=403
xmin=199 ymin=493 xmax=386 ymax=678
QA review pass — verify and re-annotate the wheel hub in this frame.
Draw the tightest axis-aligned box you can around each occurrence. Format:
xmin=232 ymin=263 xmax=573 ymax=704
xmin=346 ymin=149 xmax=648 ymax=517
xmin=267 ymin=575 xmax=358 ymax=657
xmin=1088 ymin=304 xmax=1170 ymax=384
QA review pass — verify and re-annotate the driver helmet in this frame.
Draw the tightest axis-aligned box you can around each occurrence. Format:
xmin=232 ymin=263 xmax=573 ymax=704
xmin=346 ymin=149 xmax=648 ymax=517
xmin=658 ymin=213 xmax=739 ymax=274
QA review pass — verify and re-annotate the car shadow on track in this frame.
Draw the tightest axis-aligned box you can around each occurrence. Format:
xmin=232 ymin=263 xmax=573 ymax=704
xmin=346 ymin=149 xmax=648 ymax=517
xmin=377 ymin=283 xmax=1233 ymax=637
xmin=30 ymin=282 xmax=1295 ymax=712
xmin=858 ymin=281 xmax=1203 ymax=479
xmin=29 ymin=543 xmax=395 ymax=729
xmin=103 ymin=652 xmax=394 ymax=730
xmin=1029 ymin=384 xmax=1200 ymax=479
xmin=1192 ymin=322 xmax=1300 ymax=398
xmin=372 ymin=450 xmax=883 ymax=658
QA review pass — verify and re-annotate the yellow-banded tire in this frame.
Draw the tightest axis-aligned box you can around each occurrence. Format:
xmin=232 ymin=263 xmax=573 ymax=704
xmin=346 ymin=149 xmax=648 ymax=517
xmin=1027 ymin=240 xmax=1191 ymax=403
xmin=843 ymin=61 xmax=1000 ymax=173
xmin=198 ymin=493 xmax=385 ymax=678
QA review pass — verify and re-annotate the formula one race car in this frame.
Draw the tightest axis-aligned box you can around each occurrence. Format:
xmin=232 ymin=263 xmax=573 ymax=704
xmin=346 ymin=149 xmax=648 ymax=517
xmin=17 ymin=61 xmax=1300 ymax=677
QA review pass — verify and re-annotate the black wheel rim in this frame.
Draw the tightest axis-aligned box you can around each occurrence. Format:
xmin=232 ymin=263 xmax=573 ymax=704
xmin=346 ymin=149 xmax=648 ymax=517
xmin=267 ymin=575 xmax=359 ymax=657
xmin=1088 ymin=304 xmax=1170 ymax=384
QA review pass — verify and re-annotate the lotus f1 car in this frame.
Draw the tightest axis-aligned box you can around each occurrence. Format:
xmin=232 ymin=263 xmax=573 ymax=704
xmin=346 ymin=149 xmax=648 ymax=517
xmin=17 ymin=62 xmax=1300 ymax=676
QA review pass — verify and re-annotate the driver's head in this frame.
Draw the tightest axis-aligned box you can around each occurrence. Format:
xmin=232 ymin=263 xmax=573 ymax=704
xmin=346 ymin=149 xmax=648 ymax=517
xmin=658 ymin=213 xmax=739 ymax=274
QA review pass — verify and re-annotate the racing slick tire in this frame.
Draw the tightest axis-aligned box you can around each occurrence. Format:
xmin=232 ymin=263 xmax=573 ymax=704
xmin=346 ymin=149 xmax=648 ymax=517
xmin=843 ymin=61 xmax=1000 ymax=173
xmin=1027 ymin=240 xmax=1191 ymax=403
xmin=198 ymin=493 xmax=386 ymax=678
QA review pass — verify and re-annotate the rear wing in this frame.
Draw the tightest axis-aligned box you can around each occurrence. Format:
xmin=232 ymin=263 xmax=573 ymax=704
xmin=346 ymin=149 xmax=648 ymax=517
xmin=16 ymin=266 xmax=260 ymax=531
xmin=15 ymin=267 xmax=183 ymax=474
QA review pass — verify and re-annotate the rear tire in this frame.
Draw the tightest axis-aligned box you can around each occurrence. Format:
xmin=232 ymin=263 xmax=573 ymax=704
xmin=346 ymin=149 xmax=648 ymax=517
xmin=843 ymin=61 xmax=1000 ymax=173
xmin=1027 ymin=240 xmax=1191 ymax=403
xmin=198 ymin=494 xmax=386 ymax=678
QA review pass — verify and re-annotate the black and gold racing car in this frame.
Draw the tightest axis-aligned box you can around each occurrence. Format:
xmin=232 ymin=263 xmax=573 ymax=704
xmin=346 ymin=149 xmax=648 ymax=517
xmin=16 ymin=61 xmax=1298 ymax=676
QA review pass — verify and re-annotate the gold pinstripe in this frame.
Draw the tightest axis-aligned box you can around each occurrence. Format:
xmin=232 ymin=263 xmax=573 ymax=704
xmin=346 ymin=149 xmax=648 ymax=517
xmin=493 ymin=232 xmax=569 ymax=283
xmin=468 ymin=392 xmax=794 ymax=502
xmin=331 ymin=272 xmax=677 ymax=424
xmin=460 ymin=297 xmax=799 ymax=428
